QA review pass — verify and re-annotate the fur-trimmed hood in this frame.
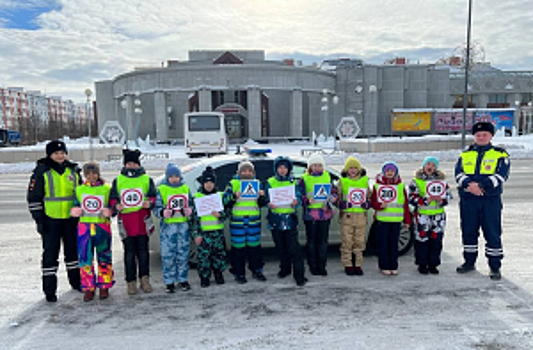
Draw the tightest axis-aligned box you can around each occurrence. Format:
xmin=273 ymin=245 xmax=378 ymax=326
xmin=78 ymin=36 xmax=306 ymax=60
xmin=414 ymin=168 xmax=446 ymax=180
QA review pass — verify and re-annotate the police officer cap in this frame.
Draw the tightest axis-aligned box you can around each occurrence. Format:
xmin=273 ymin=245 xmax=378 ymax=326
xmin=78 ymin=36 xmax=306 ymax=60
xmin=46 ymin=140 xmax=68 ymax=157
xmin=472 ymin=122 xmax=495 ymax=136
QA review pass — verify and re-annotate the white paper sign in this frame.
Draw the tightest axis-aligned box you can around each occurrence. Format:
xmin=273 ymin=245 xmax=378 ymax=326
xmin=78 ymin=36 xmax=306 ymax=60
xmin=81 ymin=194 xmax=104 ymax=215
xmin=269 ymin=186 xmax=296 ymax=206
xmin=195 ymin=194 xmax=223 ymax=217
xmin=426 ymin=181 xmax=447 ymax=199
xmin=121 ymin=188 xmax=144 ymax=208
xmin=377 ymin=185 xmax=398 ymax=203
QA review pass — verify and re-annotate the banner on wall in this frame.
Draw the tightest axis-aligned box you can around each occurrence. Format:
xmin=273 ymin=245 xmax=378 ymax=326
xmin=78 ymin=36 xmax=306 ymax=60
xmin=434 ymin=110 xmax=474 ymax=132
xmin=391 ymin=110 xmax=431 ymax=131
xmin=474 ymin=109 xmax=514 ymax=131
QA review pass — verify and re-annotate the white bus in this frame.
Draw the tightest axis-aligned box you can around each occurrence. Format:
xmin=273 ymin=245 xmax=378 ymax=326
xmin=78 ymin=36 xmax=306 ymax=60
xmin=184 ymin=112 xmax=228 ymax=157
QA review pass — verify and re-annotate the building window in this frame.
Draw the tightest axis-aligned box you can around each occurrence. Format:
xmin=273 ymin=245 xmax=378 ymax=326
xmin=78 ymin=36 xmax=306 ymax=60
xmin=488 ymin=94 xmax=508 ymax=104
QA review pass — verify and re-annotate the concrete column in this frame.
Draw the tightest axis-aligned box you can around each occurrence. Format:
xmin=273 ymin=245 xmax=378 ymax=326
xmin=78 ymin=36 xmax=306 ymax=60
xmin=247 ymin=87 xmax=261 ymax=139
xmin=198 ymin=88 xmax=212 ymax=112
xmin=125 ymin=95 xmax=134 ymax=142
xmin=290 ymin=88 xmax=303 ymax=136
xmin=154 ymin=91 xmax=168 ymax=141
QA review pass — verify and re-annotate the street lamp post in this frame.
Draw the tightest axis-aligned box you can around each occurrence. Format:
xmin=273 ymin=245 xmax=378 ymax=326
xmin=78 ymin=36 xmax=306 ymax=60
xmin=120 ymin=99 xmax=128 ymax=145
xmin=461 ymin=0 xmax=473 ymax=149
xmin=84 ymin=88 xmax=93 ymax=160
xmin=134 ymin=91 xmax=142 ymax=147
xmin=369 ymin=85 xmax=377 ymax=153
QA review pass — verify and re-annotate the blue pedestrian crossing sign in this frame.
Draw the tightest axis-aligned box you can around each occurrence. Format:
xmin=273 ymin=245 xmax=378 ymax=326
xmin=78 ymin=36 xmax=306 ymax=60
xmin=241 ymin=180 xmax=259 ymax=198
xmin=313 ymin=184 xmax=331 ymax=201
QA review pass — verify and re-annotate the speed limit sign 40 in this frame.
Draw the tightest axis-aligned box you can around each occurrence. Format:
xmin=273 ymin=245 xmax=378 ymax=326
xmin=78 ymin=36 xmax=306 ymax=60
xmin=121 ymin=188 xmax=144 ymax=208
xmin=82 ymin=194 xmax=104 ymax=214
xmin=426 ymin=181 xmax=447 ymax=198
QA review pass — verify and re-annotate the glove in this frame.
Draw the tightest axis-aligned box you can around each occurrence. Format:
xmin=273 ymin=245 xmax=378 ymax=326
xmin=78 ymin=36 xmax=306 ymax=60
xmin=361 ymin=201 xmax=371 ymax=210
xmin=182 ymin=207 xmax=192 ymax=217
xmin=36 ymin=220 xmax=45 ymax=235
xmin=163 ymin=209 xmax=174 ymax=219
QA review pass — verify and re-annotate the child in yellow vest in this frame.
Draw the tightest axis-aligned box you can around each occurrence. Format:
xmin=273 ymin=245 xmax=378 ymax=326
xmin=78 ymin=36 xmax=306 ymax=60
xmin=408 ymin=157 xmax=451 ymax=274
xmin=337 ymin=157 xmax=371 ymax=276
xmin=70 ymin=162 xmax=114 ymax=301
xmin=153 ymin=163 xmax=194 ymax=293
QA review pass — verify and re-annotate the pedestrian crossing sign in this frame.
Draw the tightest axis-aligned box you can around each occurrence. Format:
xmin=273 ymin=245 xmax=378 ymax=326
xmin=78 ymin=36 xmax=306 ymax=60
xmin=313 ymin=184 xmax=331 ymax=201
xmin=241 ymin=180 xmax=259 ymax=198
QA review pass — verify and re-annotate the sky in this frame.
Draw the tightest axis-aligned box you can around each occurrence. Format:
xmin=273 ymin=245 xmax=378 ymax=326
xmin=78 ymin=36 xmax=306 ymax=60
xmin=0 ymin=0 xmax=532 ymax=102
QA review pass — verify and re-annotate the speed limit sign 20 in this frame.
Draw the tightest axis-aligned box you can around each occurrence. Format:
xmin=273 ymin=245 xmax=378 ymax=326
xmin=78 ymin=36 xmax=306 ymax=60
xmin=82 ymin=194 xmax=104 ymax=214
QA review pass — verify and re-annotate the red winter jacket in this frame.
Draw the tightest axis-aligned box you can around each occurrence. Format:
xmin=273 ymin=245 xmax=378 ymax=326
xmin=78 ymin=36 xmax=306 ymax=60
xmin=371 ymin=173 xmax=412 ymax=225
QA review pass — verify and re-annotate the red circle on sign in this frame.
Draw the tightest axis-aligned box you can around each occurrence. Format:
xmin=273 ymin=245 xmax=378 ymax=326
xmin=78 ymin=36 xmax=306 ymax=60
xmin=168 ymin=194 xmax=188 ymax=210
xmin=82 ymin=195 xmax=103 ymax=213
xmin=378 ymin=185 xmax=397 ymax=203
xmin=426 ymin=181 xmax=446 ymax=197
xmin=121 ymin=189 xmax=143 ymax=207
xmin=348 ymin=189 xmax=366 ymax=205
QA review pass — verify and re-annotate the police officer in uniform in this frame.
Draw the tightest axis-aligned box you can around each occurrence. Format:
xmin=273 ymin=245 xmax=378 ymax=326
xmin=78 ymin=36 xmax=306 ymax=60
xmin=455 ymin=122 xmax=510 ymax=280
xmin=27 ymin=140 xmax=82 ymax=302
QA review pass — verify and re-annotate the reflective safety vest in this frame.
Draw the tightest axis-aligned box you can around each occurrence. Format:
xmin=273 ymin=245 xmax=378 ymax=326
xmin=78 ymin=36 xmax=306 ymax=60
xmin=341 ymin=176 xmax=369 ymax=213
xmin=158 ymin=184 xmax=190 ymax=224
xmin=194 ymin=192 xmax=224 ymax=231
xmin=460 ymin=148 xmax=507 ymax=175
xmin=267 ymin=177 xmax=296 ymax=214
xmin=231 ymin=179 xmax=260 ymax=217
xmin=116 ymin=174 xmax=150 ymax=214
xmin=76 ymin=183 xmax=111 ymax=224
xmin=375 ymin=183 xmax=405 ymax=223
xmin=303 ymin=172 xmax=331 ymax=209
xmin=44 ymin=168 xmax=78 ymax=219
xmin=413 ymin=178 xmax=444 ymax=215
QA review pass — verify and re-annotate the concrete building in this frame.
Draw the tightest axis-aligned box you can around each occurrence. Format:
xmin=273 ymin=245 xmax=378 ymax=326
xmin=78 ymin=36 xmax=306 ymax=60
xmin=95 ymin=50 xmax=453 ymax=141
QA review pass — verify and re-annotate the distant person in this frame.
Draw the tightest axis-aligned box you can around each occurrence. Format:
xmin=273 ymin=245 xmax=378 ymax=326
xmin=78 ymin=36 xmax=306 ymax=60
xmin=110 ymin=149 xmax=156 ymax=295
xmin=455 ymin=122 xmax=510 ymax=280
xmin=153 ymin=163 xmax=194 ymax=293
xmin=27 ymin=140 xmax=82 ymax=302
xmin=298 ymin=153 xmax=338 ymax=276
xmin=265 ymin=156 xmax=307 ymax=286
xmin=191 ymin=167 xmax=228 ymax=288
xmin=408 ymin=157 xmax=452 ymax=275
xmin=70 ymin=162 xmax=114 ymax=301
xmin=371 ymin=161 xmax=411 ymax=276
xmin=337 ymin=157 xmax=371 ymax=276
xmin=223 ymin=160 xmax=267 ymax=284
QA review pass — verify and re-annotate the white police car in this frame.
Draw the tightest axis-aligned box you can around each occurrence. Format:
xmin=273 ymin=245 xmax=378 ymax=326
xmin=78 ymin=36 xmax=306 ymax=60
xmin=150 ymin=148 xmax=415 ymax=263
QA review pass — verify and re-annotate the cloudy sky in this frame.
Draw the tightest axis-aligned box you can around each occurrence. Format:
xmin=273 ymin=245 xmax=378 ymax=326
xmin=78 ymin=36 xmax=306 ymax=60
xmin=0 ymin=0 xmax=532 ymax=102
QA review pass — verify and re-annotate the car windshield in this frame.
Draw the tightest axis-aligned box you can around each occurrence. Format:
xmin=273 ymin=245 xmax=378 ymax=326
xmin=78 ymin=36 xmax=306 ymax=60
xmin=188 ymin=115 xmax=220 ymax=131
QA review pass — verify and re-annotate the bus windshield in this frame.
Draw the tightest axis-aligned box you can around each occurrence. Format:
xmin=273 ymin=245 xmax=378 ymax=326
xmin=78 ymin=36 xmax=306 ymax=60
xmin=189 ymin=115 xmax=220 ymax=132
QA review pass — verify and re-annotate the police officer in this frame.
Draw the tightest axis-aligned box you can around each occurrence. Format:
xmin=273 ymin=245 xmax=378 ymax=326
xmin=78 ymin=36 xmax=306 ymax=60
xmin=27 ymin=140 xmax=82 ymax=302
xmin=455 ymin=122 xmax=510 ymax=280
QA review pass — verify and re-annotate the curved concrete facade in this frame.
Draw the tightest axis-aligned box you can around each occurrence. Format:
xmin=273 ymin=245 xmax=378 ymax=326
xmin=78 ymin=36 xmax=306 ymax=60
xmin=95 ymin=50 xmax=452 ymax=141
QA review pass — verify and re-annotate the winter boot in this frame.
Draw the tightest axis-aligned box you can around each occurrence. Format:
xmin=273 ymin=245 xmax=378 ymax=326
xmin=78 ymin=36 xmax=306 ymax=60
xmin=177 ymin=281 xmax=191 ymax=291
xmin=214 ymin=271 xmax=225 ymax=285
xmin=83 ymin=290 xmax=95 ymax=302
xmin=456 ymin=263 xmax=476 ymax=274
xmin=235 ymin=275 xmax=247 ymax=284
xmin=127 ymin=281 xmax=137 ymax=295
xmin=354 ymin=266 xmax=364 ymax=276
xmin=166 ymin=284 xmax=176 ymax=293
xmin=252 ymin=271 xmax=267 ymax=282
xmin=345 ymin=266 xmax=355 ymax=276
xmin=418 ymin=265 xmax=429 ymax=274
xmin=429 ymin=266 xmax=439 ymax=275
xmin=140 ymin=276 xmax=152 ymax=293
xmin=490 ymin=269 xmax=501 ymax=281
xmin=45 ymin=293 xmax=57 ymax=302
xmin=201 ymin=278 xmax=210 ymax=288
xmin=99 ymin=288 xmax=109 ymax=299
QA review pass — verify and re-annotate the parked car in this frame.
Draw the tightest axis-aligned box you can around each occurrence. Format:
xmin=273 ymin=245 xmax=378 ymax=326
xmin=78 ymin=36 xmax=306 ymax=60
xmin=150 ymin=149 xmax=415 ymax=263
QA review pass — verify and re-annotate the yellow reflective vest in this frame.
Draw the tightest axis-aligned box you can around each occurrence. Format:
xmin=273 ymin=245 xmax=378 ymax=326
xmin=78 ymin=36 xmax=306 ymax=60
xmin=194 ymin=192 xmax=224 ymax=231
xmin=76 ymin=183 xmax=111 ymax=224
xmin=231 ymin=179 xmax=260 ymax=218
xmin=302 ymin=172 xmax=331 ymax=209
xmin=375 ymin=183 xmax=405 ymax=223
xmin=460 ymin=148 xmax=507 ymax=175
xmin=44 ymin=168 xmax=79 ymax=219
xmin=158 ymin=184 xmax=190 ymax=224
xmin=340 ymin=176 xmax=369 ymax=213
xmin=413 ymin=178 xmax=445 ymax=215
xmin=116 ymin=174 xmax=150 ymax=214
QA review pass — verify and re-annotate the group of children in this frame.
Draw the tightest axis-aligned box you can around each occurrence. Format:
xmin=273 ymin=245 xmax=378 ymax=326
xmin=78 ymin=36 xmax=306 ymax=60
xmin=30 ymin=140 xmax=452 ymax=303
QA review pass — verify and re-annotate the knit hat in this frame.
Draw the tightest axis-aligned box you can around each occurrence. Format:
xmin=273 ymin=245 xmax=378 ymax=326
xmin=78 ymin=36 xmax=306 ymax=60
xmin=422 ymin=156 xmax=439 ymax=170
xmin=238 ymin=160 xmax=255 ymax=175
xmin=201 ymin=166 xmax=217 ymax=184
xmin=308 ymin=153 xmax=325 ymax=168
xmin=382 ymin=161 xmax=399 ymax=175
xmin=343 ymin=157 xmax=362 ymax=172
xmin=123 ymin=149 xmax=141 ymax=166
xmin=165 ymin=163 xmax=182 ymax=180
xmin=46 ymin=140 xmax=68 ymax=157
xmin=274 ymin=157 xmax=292 ymax=172
xmin=472 ymin=122 xmax=495 ymax=136
xmin=83 ymin=161 xmax=100 ymax=177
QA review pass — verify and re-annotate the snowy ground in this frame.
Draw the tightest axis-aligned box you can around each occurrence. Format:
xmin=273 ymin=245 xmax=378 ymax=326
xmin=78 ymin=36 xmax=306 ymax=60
xmin=1 ymin=132 xmax=532 ymax=174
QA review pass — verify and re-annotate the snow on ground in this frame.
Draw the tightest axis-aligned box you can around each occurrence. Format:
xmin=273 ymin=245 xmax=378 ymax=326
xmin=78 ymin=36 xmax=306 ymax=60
xmin=0 ymin=134 xmax=532 ymax=175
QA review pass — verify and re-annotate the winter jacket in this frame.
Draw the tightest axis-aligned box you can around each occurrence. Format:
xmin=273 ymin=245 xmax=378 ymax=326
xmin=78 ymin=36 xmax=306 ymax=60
xmin=408 ymin=169 xmax=452 ymax=212
xmin=190 ymin=186 xmax=229 ymax=239
xmin=110 ymin=167 xmax=156 ymax=236
xmin=298 ymin=169 xmax=338 ymax=222
xmin=371 ymin=173 xmax=412 ymax=225
xmin=153 ymin=178 xmax=194 ymax=226
xmin=337 ymin=168 xmax=371 ymax=213
xmin=27 ymin=157 xmax=82 ymax=224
